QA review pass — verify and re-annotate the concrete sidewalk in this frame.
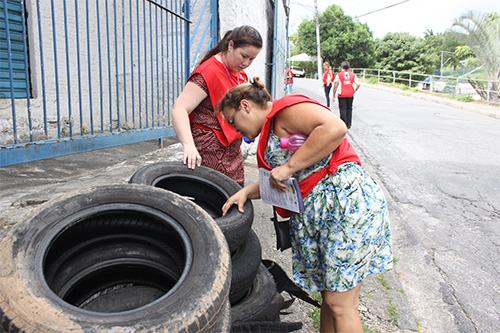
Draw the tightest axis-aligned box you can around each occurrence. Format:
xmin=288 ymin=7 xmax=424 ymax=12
xmin=0 ymin=136 xmax=417 ymax=332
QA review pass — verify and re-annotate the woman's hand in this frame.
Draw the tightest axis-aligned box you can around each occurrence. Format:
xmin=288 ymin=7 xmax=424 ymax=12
xmin=222 ymin=189 xmax=248 ymax=215
xmin=182 ymin=144 xmax=202 ymax=169
xmin=269 ymin=165 xmax=294 ymax=192
xmin=221 ymin=183 xmax=260 ymax=215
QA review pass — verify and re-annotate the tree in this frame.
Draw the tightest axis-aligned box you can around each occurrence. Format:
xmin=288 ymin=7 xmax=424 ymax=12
xmin=424 ymin=31 xmax=467 ymax=70
xmin=449 ymin=11 xmax=500 ymax=81
xmin=374 ymin=32 xmax=436 ymax=74
xmin=291 ymin=5 xmax=375 ymax=69
xmin=448 ymin=11 xmax=500 ymax=100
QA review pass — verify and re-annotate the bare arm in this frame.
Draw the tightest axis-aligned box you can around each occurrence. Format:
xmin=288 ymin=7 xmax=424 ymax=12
xmin=354 ymin=75 xmax=361 ymax=93
xmin=171 ymin=81 xmax=208 ymax=169
xmin=270 ymin=103 xmax=347 ymax=190
xmin=332 ymin=81 xmax=339 ymax=101
xmin=221 ymin=182 xmax=260 ymax=215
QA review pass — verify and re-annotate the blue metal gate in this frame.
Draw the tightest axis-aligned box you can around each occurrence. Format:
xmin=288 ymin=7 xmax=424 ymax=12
xmin=0 ymin=0 xmax=217 ymax=167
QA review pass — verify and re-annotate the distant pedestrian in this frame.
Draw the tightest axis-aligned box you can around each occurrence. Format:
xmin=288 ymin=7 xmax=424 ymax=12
xmin=285 ymin=67 xmax=294 ymax=95
xmin=322 ymin=62 xmax=334 ymax=107
xmin=333 ymin=61 xmax=360 ymax=129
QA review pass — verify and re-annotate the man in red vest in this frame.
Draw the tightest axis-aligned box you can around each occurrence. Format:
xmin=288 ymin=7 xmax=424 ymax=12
xmin=333 ymin=61 xmax=360 ymax=129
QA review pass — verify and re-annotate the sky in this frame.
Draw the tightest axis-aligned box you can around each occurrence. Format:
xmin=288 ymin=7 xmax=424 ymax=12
xmin=289 ymin=0 xmax=500 ymax=39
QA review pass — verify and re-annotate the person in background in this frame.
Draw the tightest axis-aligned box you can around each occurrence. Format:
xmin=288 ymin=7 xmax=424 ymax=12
xmin=333 ymin=60 xmax=360 ymax=129
xmin=322 ymin=61 xmax=334 ymax=108
xmin=171 ymin=26 xmax=262 ymax=186
xmin=219 ymin=77 xmax=393 ymax=333
xmin=285 ymin=67 xmax=294 ymax=95
xmin=286 ymin=67 xmax=293 ymax=95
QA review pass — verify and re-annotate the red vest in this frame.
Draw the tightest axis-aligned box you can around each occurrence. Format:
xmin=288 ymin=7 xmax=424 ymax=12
xmin=322 ymin=68 xmax=334 ymax=85
xmin=257 ymin=95 xmax=361 ymax=217
xmin=189 ymin=56 xmax=247 ymax=146
xmin=337 ymin=70 xmax=356 ymax=97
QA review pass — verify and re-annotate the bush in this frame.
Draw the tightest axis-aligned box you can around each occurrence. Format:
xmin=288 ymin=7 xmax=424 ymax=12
xmin=455 ymin=94 xmax=474 ymax=102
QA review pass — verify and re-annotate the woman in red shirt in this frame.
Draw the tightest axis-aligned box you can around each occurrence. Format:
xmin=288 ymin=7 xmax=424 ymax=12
xmin=322 ymin=61 xmax=334 ymax=107
xmin=172 ymin=26 xmax=262 ymax=185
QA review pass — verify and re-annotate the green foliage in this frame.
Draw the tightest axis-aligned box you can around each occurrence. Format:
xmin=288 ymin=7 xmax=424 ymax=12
xmin=449 ymin=11 xmax=500 ymax=82
xmin=374 ymin=32 xmax=435 ymax=74
xmin=455 ymin=94 xmax=474 ymax=102
xmin=455 ymin=45 xmax=475 ymax=60
xmin=293 ymin=4 xmax=376 ymax=69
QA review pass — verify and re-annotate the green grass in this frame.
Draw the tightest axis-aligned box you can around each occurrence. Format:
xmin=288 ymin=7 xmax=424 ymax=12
xmin=455 ymin=94 xmax=474 ymax=102
xmin=377 ymin=274 xmax=400 ymax=325
xmin=307 ymin=292 xmax=322 ymax=331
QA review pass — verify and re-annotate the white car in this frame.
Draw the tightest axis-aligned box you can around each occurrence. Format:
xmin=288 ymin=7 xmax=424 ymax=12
xmin=290 ymin=66 xmax=305 ymax=78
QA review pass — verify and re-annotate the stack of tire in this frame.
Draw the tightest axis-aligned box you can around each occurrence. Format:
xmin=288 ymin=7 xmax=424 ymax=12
xmin=128 ymin=162 xmax=291 ymax=329
xmin=0 ymin=162 xmax=298 ymax=332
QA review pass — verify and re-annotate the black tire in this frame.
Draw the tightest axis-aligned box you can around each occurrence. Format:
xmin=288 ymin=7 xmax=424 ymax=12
xmin=129 ymin=161 xmax=254 ymax=252
xmin=231 ymin=263 xmax=286 ymax=324
xmin=230 ymin=229 xmax=262 ymax=305
xmin=0 ymin=184 xmax=231 ymax=332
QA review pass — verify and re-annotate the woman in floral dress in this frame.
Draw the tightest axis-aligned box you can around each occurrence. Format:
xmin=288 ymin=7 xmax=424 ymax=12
xmin=220 ymin=78 xmax=393 ymax=332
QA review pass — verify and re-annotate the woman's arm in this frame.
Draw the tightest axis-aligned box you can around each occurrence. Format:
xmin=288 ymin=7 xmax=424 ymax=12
xmin=221 ymin=182 xmax=260 ymax=215
xmin=172 ymin=81 xmax=208 ymax=169
xmin=270 ymin=103 xmax=347 ymax=190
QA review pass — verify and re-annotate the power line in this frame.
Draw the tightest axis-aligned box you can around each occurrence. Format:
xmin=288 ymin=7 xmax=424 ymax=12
xmin=355 ymin=0 xmax=410 ymax=20
xmin=320 ymin=0 xmax=410 ymax=26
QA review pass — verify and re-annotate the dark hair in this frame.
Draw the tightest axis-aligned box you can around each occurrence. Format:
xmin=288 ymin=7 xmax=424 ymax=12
xmin=341 ymin=61 xmax=350 ymax=70
xmin=218 ymin=77 xmax=271 ymax=113
xmin=198 ymin=25 xmax=263 ymax=66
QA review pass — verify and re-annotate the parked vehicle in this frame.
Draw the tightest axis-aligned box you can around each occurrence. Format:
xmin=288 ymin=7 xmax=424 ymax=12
xmin=290 ymin=66 xmax=305 ymax=78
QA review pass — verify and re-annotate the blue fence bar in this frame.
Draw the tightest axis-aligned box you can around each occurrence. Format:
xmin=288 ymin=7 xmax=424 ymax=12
xmin=1 ymin=0 xmax=215 ymax=167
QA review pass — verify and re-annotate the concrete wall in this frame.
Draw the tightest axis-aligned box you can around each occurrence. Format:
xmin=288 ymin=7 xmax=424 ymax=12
xmin=218 ymin=0 xmax=274 ymax=88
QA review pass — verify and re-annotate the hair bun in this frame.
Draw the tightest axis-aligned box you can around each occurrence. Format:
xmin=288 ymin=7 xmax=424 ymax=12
xmin=251 ymin=77 xmax=265 ymax=90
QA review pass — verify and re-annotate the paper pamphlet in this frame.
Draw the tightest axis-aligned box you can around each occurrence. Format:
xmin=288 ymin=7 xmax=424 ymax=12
xmin=258 ymin=168 xmax=304 ymax=213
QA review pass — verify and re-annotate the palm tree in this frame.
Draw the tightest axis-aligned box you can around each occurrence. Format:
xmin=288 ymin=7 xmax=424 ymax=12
xmin=449 ymin=11 xmax=500 ymax=101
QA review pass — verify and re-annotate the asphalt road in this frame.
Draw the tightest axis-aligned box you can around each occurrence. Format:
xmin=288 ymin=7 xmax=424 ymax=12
xmin=293 ymin=78 xmax=500 ymax=332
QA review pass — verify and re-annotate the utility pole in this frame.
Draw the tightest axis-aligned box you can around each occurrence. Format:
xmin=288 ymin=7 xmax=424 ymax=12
xmin=314 ymin=0 xmax=322 ymax=80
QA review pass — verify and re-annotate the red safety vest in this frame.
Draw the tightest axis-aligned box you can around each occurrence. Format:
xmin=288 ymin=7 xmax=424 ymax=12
xmin=322 ymin=68 xmax=334 ymax=85
xmin=189 ymin=56 xmax=246 ymax=146
xmin=257 ymin=95 xmax=361 ymax=217
xmin=337 ymin=70 xmax=356 ymax=97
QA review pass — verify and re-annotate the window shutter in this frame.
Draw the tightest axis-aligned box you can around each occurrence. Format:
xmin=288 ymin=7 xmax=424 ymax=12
xmin=0 ymin=0 xmax=29 ymax=99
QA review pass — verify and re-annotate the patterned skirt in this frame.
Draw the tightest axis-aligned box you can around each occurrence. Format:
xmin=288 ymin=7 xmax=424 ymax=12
xmin=290 ymin=162 xmax=393 ymax=292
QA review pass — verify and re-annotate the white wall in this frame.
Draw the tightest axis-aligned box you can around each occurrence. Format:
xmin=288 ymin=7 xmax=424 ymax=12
xmin=218 ymin=0 xmax=274 ymax=85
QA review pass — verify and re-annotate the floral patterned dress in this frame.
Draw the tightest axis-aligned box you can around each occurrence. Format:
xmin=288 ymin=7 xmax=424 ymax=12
xmin=264 ymin=131 xmax=393 ymax=292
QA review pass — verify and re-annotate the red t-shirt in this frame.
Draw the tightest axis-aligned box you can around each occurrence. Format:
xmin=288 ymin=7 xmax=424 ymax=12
xmin=322 ymin=68 xmax=334 ymax=85
xmin=337 ymin=70 xmax=356 ymax=97
xmin=286 ymin=69 xmax=294 ymax=84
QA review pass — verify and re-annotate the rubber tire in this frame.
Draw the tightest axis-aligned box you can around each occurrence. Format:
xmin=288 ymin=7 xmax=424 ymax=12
xmin=230 ymin=229 xmax=262 ymax=305
xmin=129 ymin=161 xmax=254 ymax=252
xmin=231 ymin=263 xmax=286 ymax=324
xmin=0 ymin=184 xmax=231 ymax=332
